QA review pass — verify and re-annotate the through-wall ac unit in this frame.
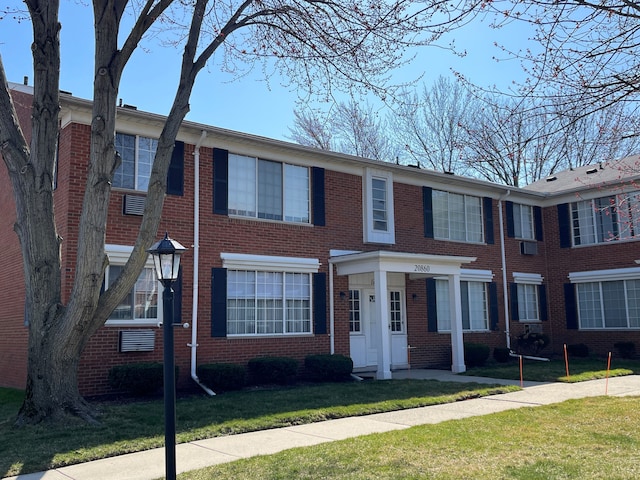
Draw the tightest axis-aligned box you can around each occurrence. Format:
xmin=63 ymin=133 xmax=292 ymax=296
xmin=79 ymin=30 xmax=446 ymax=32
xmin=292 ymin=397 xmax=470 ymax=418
xmin=520 ymin=241 xmax=538 ymax=255
xmin=123 ymin=194 xmax=146 ymax=216
xmin=118 ymin=330 xmax=155 ymax=352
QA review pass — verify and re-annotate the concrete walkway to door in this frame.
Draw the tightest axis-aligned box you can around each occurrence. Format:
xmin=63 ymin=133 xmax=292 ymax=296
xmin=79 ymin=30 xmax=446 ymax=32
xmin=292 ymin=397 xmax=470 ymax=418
xmin=4 ymin=370 xmax=640 ymax=480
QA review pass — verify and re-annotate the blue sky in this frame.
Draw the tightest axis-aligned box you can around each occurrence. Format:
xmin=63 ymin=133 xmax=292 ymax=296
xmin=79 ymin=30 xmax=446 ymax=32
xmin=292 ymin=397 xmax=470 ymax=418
xmin=0 ymin=2 xmax=531 ymax=142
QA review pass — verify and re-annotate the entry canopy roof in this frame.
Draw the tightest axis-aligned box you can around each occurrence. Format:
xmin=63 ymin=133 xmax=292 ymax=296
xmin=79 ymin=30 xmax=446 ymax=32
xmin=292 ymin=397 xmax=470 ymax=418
xmin=329 ymin=250 xmax=477 ymax=277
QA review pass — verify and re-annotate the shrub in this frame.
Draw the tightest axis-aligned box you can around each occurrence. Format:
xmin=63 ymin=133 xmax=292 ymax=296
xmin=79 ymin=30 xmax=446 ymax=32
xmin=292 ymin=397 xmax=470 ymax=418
xmin=248 ymin=356 xmax=299 ymax=385
xmin=614 ymin=341 xmax=636 ymax=359
xmin=493 ymin=347 xmax=512 ymax=363
xmin=464 ymin=343 xmax=490 ymax=367
xmin=108 ymin=362 xmax=174 ymax=396
xmin=197 ymin=363 xmax=246 ymax=392
xmin=304 ymin=354 xmax=353 ymax=382
xmin=516 ymin=332 xmax=550 ymax=355
xmin=566 ymin=343 xmax=589 ymax=357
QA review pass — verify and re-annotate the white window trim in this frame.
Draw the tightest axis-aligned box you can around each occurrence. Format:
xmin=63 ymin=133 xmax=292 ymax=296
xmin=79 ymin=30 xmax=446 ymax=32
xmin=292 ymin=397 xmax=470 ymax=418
xmin=569 ymin=267 xmax=640 ymax=283
xmin=363 ymin=168 xmax=395 ymax=244
xmin=221 ymin=252 xmax=320 ymax=273
xmin=513 ymin=272 xmax=543 ymax=285
xmin=105 ymin=244 xmax=162 ymax=327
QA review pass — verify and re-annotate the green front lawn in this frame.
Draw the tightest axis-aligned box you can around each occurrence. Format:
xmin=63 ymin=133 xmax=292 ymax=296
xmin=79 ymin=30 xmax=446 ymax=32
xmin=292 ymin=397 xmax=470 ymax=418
xmin=0 ymin=379 xmax=516 ymax=478
xmin=464 ymin=356 xmax=638 ymax=382
xmin=180 ymin=396 xmax=640 ymax=480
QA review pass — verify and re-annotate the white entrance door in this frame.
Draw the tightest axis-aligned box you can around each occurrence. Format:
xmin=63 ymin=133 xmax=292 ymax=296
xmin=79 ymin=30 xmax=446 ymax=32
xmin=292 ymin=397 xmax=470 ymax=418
xmin=349 ymin=288 xmax=408 ymax=370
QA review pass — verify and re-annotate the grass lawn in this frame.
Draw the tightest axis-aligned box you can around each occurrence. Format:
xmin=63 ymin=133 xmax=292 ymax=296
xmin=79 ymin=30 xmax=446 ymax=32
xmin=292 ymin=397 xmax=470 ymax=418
xmin=0 ymin=379 xmax=516 ymax=478
xmin=180 ymin=396 xmax=640 ymax=480
xmin=464 ymin=356 xmax=638 ymax=383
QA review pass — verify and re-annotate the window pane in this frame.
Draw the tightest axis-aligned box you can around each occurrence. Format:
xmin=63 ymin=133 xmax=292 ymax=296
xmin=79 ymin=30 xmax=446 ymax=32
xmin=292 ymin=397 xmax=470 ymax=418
xmin=626 ymin=280 xmax=640 ymax=327
xmin=134 ymin=267 xmax=158 ymax=319
xmin=284 ymin=164 xmax=309 ymax=223
xmin=449 ymin=193 xmax=466 ymax=241
xmin=136 ymin=136 xmax=157 ymax=191
xmin=515 ymin=204 xmax=534 ymax=240
xmin=572 ymin=200 xmax=596 ymax=246
xmin=517 ymin=284 xmax=539 ymax=322
xmin=595 ymin=196 xmax=618 ymax=242
xmin=228 ymin=154 xmax=257 ymax=217
xmin=390 ymin=291 xmax=402 ymax=332
xmin=258 ymin=159 xmax=283 ymax=220
xmin=467 ymin=282 xmax=488 ymax=330
xmin=435 ymin=279 xmax=451 ymax=331
xmin=349 ymin=290 xmax=361 ymax=333
xmin=464 ymin=195 xmax=483 ymax=242
xmin=114 ymin=133 xmax=136 ymax=189
xmin=372 ymin=178 xmax=388 ymax=231
xmin=577 ymin=282 xmax=602 ymax=328
xmin=602 ymin=281 xmax=627 ymax=327
xmin=432 ymin=190 xmax=449 ymax=239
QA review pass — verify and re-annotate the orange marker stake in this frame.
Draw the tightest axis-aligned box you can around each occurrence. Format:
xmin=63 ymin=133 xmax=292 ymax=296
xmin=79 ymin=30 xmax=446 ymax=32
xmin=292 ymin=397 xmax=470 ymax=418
xmin=519 ymin=355 xmax=524 ymax=388
xmin=564 ymin=343 xmax=570 ymax=382
xmin=605 ymin=351 xmax=612 ymax=395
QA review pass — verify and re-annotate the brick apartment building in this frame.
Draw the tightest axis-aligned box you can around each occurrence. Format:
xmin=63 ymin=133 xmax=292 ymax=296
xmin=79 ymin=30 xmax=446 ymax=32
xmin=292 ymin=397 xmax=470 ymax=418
xmin=2 ymin=82 xmax=640 ymax=396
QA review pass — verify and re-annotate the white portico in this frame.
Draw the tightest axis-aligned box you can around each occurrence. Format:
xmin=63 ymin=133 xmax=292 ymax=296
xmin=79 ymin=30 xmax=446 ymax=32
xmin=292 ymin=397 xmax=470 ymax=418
xmin=329 ymin=250 xmax=476 ymax=380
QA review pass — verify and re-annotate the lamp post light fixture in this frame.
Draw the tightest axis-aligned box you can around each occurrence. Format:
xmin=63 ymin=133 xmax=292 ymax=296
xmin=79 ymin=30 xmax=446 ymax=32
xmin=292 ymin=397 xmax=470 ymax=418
xmin=147 ymin=232 xmax=187 ymax=480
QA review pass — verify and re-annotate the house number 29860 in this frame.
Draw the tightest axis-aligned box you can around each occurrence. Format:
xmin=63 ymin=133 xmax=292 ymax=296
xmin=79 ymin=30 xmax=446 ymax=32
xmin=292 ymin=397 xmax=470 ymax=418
xmin=414 ymin=264 xmax=430 ymax=273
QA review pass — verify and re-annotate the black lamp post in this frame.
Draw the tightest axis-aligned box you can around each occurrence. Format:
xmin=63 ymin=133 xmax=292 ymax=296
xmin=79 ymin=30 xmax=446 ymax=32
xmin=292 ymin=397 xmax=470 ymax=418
xmin=147 ymin=232 xmax=187 ymax=480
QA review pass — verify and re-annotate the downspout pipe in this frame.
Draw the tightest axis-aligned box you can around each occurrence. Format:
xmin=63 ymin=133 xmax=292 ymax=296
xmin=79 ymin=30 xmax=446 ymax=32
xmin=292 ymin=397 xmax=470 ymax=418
xmin=188 ymin=130 xmax=215 ymax=396
xmin=498 ymin=189 xmax=511 ymax=349
xmin=328 ymin=260 xmax=335 ymax=354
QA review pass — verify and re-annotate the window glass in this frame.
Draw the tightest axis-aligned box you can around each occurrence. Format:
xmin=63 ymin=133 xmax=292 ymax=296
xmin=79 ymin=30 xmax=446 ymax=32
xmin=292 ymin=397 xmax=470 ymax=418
xmin=602 ymin=280 xmax=627 ymax=328
xmin=577 ymin=282 xmax=602 ymax=328
xmin=107 ymin=265 xmax=158 ymax=321
xmin=390 ymin=291 xmax=402 ymax=332
xmin=228 ymin=154 xmax=309 ymax=224
xmin=349 ymin=290 xmax=361 ymax=333
xmin=436 ymin=280 xmax=488 ymax=331
xmin=514 ymin=204 xmax=534 ymax=240
xmin=571 ymin=192 xmax=640 ymax=246
xmin=227 ymin=270 xmax=311 ymax=335
xmin=433 ymin=190 xmax=484 ymax=243
xmin=517 ymin=283 xmax=539 ymax=322
xmin=372 ymin=178 xmax=388 ymax=231
xmin=113 ymin=133 xmax=157 ymax=191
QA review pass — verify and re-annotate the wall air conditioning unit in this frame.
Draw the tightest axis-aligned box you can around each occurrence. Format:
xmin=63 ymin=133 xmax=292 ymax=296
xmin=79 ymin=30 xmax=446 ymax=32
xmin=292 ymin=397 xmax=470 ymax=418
xmin=119 ymin=330 xmax=155 ymax=352
xmin=520 ymin=241 xmax=538 ymax=255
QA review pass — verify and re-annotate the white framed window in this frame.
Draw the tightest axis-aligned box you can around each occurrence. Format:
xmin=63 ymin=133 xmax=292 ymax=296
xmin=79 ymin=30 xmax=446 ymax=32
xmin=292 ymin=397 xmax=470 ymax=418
xmin=570 ymin=267 xmax=640 ymax=329
xmin=114 ymin=133 xmax=158 ymax=191
xmin=221 ymin=253 xmax=319 ymax=336
xmin=228 ymin=153 xmax=310 ymax=223
xmin=349 ymin=290 xmax=362 ymax=333
xmin=363 ymin=169 xmax=395 ymax=244
xmin=435 ymin=280 xmax=489 ymax=332
xmin=513 ymin=272 xmax=543 ymax=323
xmin=104 ymin=245 xmax=160 ymax=326
xmin=571 ymin=192 xmax=640 ymax=246
xmin=433 ymin=190 xmax=483 ymax=243
xmin=513 ymin=203 xmax=535 ymax=240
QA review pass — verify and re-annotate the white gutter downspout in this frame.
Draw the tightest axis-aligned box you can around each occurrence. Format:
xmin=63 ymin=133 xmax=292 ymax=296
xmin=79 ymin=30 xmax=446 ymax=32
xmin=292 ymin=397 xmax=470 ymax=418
xmin=188 ymin=130 xmax=215 ymax=396
xmin=328 ymin=260 xmax=335 ymax=354
xmin=498 ymin=189 xmax=511 ymax=349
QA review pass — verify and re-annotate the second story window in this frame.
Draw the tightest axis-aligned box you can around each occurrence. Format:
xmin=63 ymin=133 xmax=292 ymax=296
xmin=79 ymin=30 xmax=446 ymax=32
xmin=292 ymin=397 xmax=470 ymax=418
xmin=433 ymin=190 xmax=483 ymax=243
xmin=364 ymin=168 xmax=395 ymax=244
xmin=228 ymin=154 xmax=309 ymax=223
xmin=571 ymin=192 xmax=640 ymax=246
xmin=114 ymin=133 xmax=158 ymax=191
xmin=513 ymin=203 xmax=534 ymax=239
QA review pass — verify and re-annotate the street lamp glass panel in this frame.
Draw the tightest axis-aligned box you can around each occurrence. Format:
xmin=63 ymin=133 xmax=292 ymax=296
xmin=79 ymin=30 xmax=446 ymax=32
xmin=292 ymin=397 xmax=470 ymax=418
xmin=147 ymin=233 xmax=187 ymax=282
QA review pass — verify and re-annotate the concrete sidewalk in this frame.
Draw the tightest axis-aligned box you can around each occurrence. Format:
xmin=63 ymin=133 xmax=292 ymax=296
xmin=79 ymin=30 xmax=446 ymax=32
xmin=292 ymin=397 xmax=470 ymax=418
xmin=4 ymin=371 xmax=640 ymax=480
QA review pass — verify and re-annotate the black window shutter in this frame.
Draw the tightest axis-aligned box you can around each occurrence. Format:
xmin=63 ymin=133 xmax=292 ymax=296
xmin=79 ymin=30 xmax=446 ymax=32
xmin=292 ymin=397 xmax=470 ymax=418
xmin=564 ymin=283 xmax=578 ymax=329
xmin=426 ymin=278 xmax=438 ymax=332
xmin=313 ymin=272 xmax=327 ymax=334
xmin=558 ymin=203 xmax=571 ymax=248
xmin=213 ymin=148 xmax=228 ymax=215
xmin=172 ymin=266 xmax=183 ymax=324
xmin=534 ymin=206 xmax=544 ymax=241
xmin=483 ymin=197 xmax=494 ymax=244
xmin=423 ymin=187 xmax=434 ymax=239
xmin=488 ymin=282 xmax=499 ymax=331
xmin=505 ymin=201 xmax=515 ymax=238
xmin=211 ymin=268 xmax=227 ymax=337
xmin=510 ymin=282 xmax=520 ymax=321
xmin=538 ymin=284 xmax=548 ymax=321
xmin=312 ymin=167 xmax=325 ymax=226
xmin=166 ymin=140 xmax=184 ymax=196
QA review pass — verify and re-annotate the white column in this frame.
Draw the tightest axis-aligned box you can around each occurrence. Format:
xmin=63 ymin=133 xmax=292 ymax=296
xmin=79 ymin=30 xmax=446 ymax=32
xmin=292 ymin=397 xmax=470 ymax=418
xmin=374 ymin=269 xmax=392 ymax=379
xmin=449 ymin=273 xmax=466 ymax=373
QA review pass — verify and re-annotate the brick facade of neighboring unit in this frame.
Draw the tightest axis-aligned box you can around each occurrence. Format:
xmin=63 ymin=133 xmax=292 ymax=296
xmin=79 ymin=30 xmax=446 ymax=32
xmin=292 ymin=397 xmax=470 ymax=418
xmin=2 ymin=83 xmax=640 ymax=396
